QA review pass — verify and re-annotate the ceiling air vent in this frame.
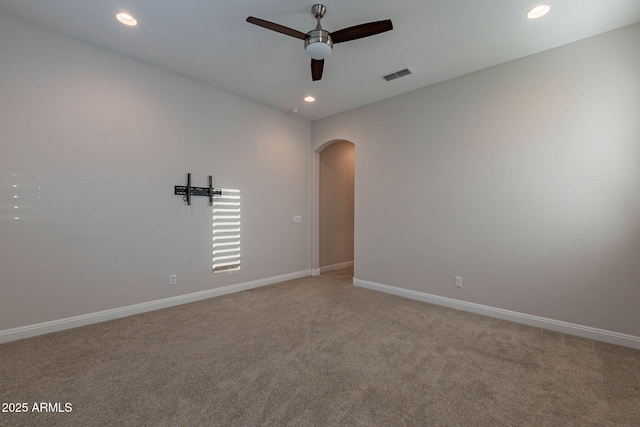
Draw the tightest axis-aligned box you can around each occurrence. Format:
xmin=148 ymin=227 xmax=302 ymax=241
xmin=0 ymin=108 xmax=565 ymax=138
xmin=381 ymin=68 xmax=413 ymax=82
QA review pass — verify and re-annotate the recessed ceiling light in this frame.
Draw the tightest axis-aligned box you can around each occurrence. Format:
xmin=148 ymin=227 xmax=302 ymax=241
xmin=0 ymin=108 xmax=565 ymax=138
xmin=304 ymin=96 xmax=316 ymax=103
xmin=116 ymin=12 xmax=138 ymax=26
xmin=527 ymin=5 xmax=550 ymax=20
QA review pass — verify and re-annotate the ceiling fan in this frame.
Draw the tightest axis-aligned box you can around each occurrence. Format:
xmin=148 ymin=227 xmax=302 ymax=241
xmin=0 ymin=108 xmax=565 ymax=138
xmin=246 ymin=4 xmax=393 ymax=81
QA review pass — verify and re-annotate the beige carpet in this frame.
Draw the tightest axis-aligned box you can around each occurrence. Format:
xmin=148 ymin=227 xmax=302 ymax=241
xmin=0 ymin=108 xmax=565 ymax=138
xmin=1 ymin=267 xmax=639 ymax=426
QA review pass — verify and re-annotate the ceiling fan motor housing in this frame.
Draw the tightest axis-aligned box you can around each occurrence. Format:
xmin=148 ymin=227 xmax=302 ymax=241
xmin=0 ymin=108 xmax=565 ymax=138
xmin=305 ymin=29 xmax=333 ymax=60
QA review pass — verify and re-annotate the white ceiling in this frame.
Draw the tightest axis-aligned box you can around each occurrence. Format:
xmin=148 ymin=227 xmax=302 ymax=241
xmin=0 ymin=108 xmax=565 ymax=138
xmin=1 ymin=0 xmax=639 ymax=121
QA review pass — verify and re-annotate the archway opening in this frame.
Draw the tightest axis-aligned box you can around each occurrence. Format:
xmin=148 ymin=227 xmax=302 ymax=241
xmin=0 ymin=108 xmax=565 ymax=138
xmin=315 ymin=140 xmax=354 ymax=276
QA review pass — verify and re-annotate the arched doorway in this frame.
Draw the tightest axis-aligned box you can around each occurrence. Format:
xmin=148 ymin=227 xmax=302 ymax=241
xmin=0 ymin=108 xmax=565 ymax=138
xmin=312 ymin=140 xmax=354 ymax=276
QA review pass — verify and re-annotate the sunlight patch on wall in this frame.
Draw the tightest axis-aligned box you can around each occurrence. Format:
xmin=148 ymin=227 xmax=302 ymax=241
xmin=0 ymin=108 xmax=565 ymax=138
xmin=212 ymin=189 xmax=241 ymax=274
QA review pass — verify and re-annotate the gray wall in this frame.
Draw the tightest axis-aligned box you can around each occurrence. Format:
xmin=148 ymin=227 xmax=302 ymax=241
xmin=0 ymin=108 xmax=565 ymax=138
xmin=319 ymin=141 xmax=354 ymax=269
xmin=0 ymin=14 xmax=311 ymax=330
xmin=312 ymin=24 xmax=640 ymax=336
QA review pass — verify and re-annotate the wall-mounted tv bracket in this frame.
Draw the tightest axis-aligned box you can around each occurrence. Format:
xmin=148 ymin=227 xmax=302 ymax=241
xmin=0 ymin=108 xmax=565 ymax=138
xmin=174 ymin=173 xmax=222 ymax=206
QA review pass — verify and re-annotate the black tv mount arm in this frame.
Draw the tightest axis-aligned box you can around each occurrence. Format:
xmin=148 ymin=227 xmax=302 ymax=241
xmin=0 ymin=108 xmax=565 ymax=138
xmin=174 ymin=173 xmax=222 ymax=206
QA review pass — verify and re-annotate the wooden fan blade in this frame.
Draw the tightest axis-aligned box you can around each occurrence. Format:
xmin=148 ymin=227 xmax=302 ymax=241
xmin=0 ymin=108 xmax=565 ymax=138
xmin=331 ymin=20 xmax=393 ymax=44
xmin=311 ymin=59 xmax=324 ymax=81
xmin=246 ymin=17 xmax=307 ymax=40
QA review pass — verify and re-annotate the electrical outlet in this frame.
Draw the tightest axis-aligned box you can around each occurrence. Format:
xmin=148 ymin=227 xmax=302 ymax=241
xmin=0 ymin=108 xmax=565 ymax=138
xmin=170 ymin=274 xmax=177 ymax=285
xmin=454 ymin=276 xmax=462 ymax=288
xmin=293 ymin=216 xmax=302 ymax=224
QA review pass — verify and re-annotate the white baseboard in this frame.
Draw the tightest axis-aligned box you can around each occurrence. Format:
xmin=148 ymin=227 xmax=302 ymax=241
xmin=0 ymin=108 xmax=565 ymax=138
xmin=319 ymin=261 xmax=354 ymax=274
xmin=353 ymin=278 xmax=640 ymax=350
xmin=0 ymin=270 xmax=311 ymax=344
xmin=312 ymin=268 xmax=321 ymax=276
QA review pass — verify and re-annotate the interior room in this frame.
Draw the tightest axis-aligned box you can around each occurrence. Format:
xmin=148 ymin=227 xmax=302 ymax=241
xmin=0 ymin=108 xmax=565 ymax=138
xmin=1 ymin=1 xmax=639 ymax=425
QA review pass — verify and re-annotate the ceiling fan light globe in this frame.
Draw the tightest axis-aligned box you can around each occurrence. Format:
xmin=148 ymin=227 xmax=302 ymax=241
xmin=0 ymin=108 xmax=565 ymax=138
xmin=306 ymin=42 xmax=332 ymax=60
